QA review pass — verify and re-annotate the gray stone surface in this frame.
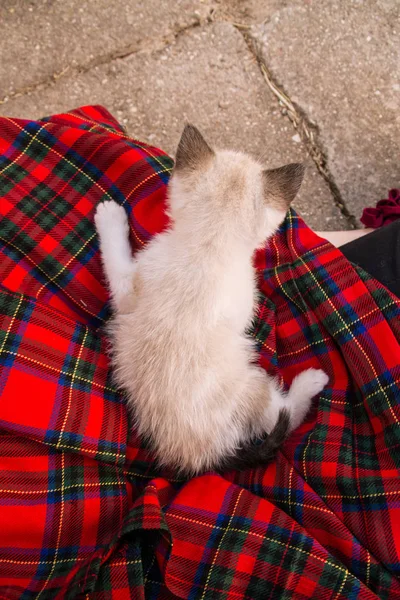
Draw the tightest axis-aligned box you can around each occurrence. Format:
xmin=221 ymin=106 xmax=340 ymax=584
xmin=4 ymin=1 xmax=393 ymax=229
xmin=0 ymin=20 xmax=345 ymax=230
xmin=250 ymin=0 xmax=400 ymax=223
xmin=0 ymin=0 xmax=213 ymax=99
xmin=214 ymin=0 xmax=301 ymax=26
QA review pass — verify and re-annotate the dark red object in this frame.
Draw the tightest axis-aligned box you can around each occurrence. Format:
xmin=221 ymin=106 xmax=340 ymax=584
xmin=361 ymin=188 xmax=400 ymax=228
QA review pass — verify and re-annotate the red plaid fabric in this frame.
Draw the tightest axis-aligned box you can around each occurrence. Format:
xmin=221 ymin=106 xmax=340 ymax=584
xmin=0 ymin=106 xmax=399 ymax=599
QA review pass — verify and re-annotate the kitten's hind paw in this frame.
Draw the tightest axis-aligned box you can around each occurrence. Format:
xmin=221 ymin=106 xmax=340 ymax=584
xmin=283 ymin=368 xmax=329 ymax=431
xmin=290 ymin=368 xmax=329 ymax=400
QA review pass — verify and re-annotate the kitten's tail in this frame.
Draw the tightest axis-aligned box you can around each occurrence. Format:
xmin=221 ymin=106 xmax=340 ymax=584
xmin=217 ymin=408 xmax=290 ymax=473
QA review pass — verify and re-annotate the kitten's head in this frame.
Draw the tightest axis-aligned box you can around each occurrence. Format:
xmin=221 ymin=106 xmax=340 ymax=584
xmin=168 ymin=124 xmax=304 ymax=250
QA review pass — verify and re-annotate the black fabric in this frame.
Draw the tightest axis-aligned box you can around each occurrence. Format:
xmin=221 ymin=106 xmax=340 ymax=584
xmin=340 ymin=220 xmax=400 ymax=299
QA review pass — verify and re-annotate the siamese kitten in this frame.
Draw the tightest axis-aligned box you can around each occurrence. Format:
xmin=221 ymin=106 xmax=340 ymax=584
xmin=94 ymin=125 xmax=328 ymax=474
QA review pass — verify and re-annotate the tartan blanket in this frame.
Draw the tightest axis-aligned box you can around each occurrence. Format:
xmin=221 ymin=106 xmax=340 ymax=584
xmin=0 ymin=106 xmax=399 ymax=600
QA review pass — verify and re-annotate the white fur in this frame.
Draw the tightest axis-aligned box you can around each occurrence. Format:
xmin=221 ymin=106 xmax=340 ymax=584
xmin=94 ymin=201 xmax=137 ymax=311
xmin=95 ymin=145 xmax=328 ymax=474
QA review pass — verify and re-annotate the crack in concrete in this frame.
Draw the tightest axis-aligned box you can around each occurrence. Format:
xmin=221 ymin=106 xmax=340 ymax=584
xmin=0 ymin=6 xmax=357 ymax=230
xmin=0 ymin=16 xmax=207 ymax=108
xmin=238 ymin=30 xmax=358 ymax=229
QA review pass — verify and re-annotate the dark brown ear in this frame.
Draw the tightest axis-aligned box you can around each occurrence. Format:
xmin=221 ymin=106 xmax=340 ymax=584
xmin=263 ymin=163 xmax=305 ymax=209
xmin=175 ymin=124 xmax=214 ymax=172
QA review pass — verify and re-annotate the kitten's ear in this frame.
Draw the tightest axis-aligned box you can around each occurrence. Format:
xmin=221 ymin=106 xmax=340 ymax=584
xmin=175 ymin=124 xmax=214 ymax=172
xmin=263 ymin=163 xmax=305 ymax=209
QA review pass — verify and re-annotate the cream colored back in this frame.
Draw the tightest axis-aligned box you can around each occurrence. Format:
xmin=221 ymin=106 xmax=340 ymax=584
xmin=95 ymin=125 xmax=329 ymax=474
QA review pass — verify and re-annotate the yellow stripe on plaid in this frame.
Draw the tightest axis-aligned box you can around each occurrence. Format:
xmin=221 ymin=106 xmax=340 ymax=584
xmin=65 ymin=110 xmax=173 ymax=174
xmin=0 ymin=481 xmax=123 ymax=495
xmin=57 ymin=327 xmax=88 ymax=449
xmin=5 ymin=118 xmax=117 ymax=203
xmin=0 ymin=293 xmax=23 ymax=355
xmin=0 ymin=121 xmax=48 ymax=177
xmin=0 ymin=557 xmax=85 ymax=565
xmin=0 ymin=236 xmax=102 ymax=320
xmin=36 ymin=452 xmax=66 ymax=598
xmin=122 ymin=167 xmax=173 ymax=246
xmin=36 ymin=232 xmax=97 ymax=299
xmin=284 ymin=213 xmax=400 ymax=442
xmin=168 ymin=511 xmax=353 ymax=579
xmin=200 ymin=489 xmax=244 ymax=600
xmin=0 ymin=348 xmax=115 ymax=394
xmin=271 ymin=235 xmax=305 ymax=313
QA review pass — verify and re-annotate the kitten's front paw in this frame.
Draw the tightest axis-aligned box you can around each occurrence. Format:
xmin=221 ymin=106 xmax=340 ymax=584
xmin=94 ymin=201 xmax=129 ymax=237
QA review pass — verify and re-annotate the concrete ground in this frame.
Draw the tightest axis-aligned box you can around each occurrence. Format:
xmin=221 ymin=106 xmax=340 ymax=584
xmin=1 ymin=0 xmax=399 ymax=230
